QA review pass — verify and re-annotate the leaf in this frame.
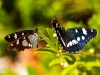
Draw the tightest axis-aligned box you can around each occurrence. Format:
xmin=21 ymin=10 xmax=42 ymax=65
xmin=27 ymin=65 xmax=38 ymax=75
xmin=49 ymin=58 xmax=61 ymax=67
xmin=45 ymin=28 xmax=54 ymax=41
xmin=39 ymin=31 xmax=51 ymax=43
xmin=39 ymin=30 xmax=56 ymax=50
xmin=63 ymin=54 xmax=76 ymax=65
xmin=39 ymin=28 xmax=60 ymax=50
xmin=60 ymin=65 xmax=77 ymax=75
xmin=4 ymin=69 xmax=17 ymax=75
xmin=35 ymin=48 xmax=58 ymax=54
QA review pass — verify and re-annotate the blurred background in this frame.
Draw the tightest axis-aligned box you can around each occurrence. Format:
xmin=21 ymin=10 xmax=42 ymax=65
xmin=0 ymin=0 xmax=100 ymax=75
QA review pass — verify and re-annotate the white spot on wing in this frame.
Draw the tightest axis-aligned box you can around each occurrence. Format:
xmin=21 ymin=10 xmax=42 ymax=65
xmin=72 ymin=40 xmax=78 ymax=44
xmin=16 ymin=39 xmax=19 ymax=45
xmin=67 ymin=41 xmax=72 ymax=47
xmin=14 ymin=33 xmax=17 ymax=39
xmin=56 ymin=23 xmax=58 ymax=28
xmin=67 ymin=43 xmax=69 ymax=47
xmin=67 ymin=40 xmax=78 ymax=47
xmin=11 ymin=44 xmax=13 ymax=46
xmin=60 ymin=37 xmax=66 ymax=47
xmin=75 ymin=29 xmax=78 ymax=33
xmin=8 ymin=35 xmax=10 ymax=38
xmin=56 ymin=30 xmax=59 ymax=33
xmin=28 ymin=43 xmax=31 ymax=47
xmin=22 ymin=33 xmax=24 ymax=35
xmin=91 ymin=29 xmax=93 ymax=32
xmin=13 ymin=48 xmax=17 ymax=51
xmin=56 ymin=30 xmax=65 ymax=47
xmin=22 ymin=40 xmax=28 ymax=46
xmin=82 ymin=36 xmax=85 ymax=40
xmin=69 ymin=41 xmax=72 ymax=46
xmin=23 ymin=37 xmax=25 ymax=39
xmin=82 ymin=28 xmax=87 ymax=35
xmin=58 ymin=32 xmax=61 ymax=36
xmin=30 ymin=44 xmax=33 ymax=47
xmin=77 ymin=37 xmax=80 ymax=41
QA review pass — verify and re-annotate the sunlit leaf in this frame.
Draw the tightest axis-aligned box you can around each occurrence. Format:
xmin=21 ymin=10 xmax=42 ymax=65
xmin=35 ymin=48 xmax=58 ymax=54
xmin=49 ymin=58 xmax=61 ymax=67
xmin=4 ymin=69 xmax=17 ymax=75
xmin=63 ymin=54 xmax=76 ymax=65
xmin=27 ymin=65 xmax=38 ymax=75
xmin=39 ymin=28 xmax=60 ymax=50
xmin=60 ymin=65 xmax=77 ymax=75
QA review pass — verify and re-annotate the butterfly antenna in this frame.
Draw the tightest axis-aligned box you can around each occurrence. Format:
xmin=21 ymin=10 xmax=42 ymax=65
xmin=38 ymin=13 xmax=44 ymax=23
xmin=35 ymin=13 xmax=44 ymax=30
xmin=64 ymin=16 xmax=73 ymax=26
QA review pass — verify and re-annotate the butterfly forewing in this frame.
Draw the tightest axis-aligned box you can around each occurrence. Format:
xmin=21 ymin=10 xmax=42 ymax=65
xmin=52 ymin=17 xmax=97 ymax=52
xmin=5 ymin=28 xmax=38 ymax=42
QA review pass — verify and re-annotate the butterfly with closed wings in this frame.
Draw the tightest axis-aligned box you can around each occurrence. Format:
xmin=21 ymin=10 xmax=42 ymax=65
xmin=5 ymin=28 xmax=39 ymax=51
xmin=52 ymin=17 xmax=97 ymax=53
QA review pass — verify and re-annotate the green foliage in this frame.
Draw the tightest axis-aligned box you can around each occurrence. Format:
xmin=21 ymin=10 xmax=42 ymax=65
xmin=63 ymin=54 xmax=76 ymax=65
xmin=37 ymin=28 xmax=76 ymax=65
xmin=27 ymin=65 xmax=38 ymax=75
xmin=4 ymin=69 xmax=17 ymax=75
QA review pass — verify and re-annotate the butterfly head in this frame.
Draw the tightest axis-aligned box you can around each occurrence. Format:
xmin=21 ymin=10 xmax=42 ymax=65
xmin=34 ymin=28 xmax=38 ymax=32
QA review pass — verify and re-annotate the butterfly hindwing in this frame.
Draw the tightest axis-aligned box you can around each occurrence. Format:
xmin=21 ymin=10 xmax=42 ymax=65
xmin=65 ymin=28 xmax=97 ymax=52
xmin=52 ymin=17 xmax=97 ymax=52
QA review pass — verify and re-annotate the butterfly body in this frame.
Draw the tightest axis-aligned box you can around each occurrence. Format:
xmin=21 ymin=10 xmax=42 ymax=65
xmin=52 ymin=17 xmax=97 ymax=52
xmin=5 ymin=28 xmax=39 ymax=51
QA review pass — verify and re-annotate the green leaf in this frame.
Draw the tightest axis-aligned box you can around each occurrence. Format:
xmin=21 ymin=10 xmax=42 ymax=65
xmin=60 ymin=65 xmax=77 ymax=75
xmin=45 ymin=28 xmax=54 ymax=41
xmin=4 ymin=69 xmax=17 ymax=75
xmin=39 ymin=30 xmax=51 ymax=43
xmin=39 ymin=28 xmax=60 ymax=50
xmin=49 ymin=58 xmax=61 ymax=67
xmin=35 ymin=48 xmax=58 ymax=54
xmin=63 ymin=54 xmax=76 ymax=65
xmin=39 ymin=30 xmax=56 ymax=50
xmin=27 ymin=65 xmax=38 ymax=75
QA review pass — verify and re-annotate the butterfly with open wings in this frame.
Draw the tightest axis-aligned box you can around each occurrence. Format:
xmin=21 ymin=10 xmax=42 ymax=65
xmin=5 ymin=28 xmax=39 ymax=51
xmin=52 ymin=17 xmax=97 ymax=52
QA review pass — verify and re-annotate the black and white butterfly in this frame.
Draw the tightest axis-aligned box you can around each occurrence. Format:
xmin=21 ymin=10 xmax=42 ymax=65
xmin=5 ymin=28 xmax=39 ymax=51
xmin=52 ymin=17 xmax=97 ymax=52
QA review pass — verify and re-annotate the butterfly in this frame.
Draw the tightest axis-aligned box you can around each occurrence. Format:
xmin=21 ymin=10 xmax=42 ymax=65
xmin=52 ymin=17 xmax=97 ymax=52
xmin=5 ymin=28 xmax=39 ymax=51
